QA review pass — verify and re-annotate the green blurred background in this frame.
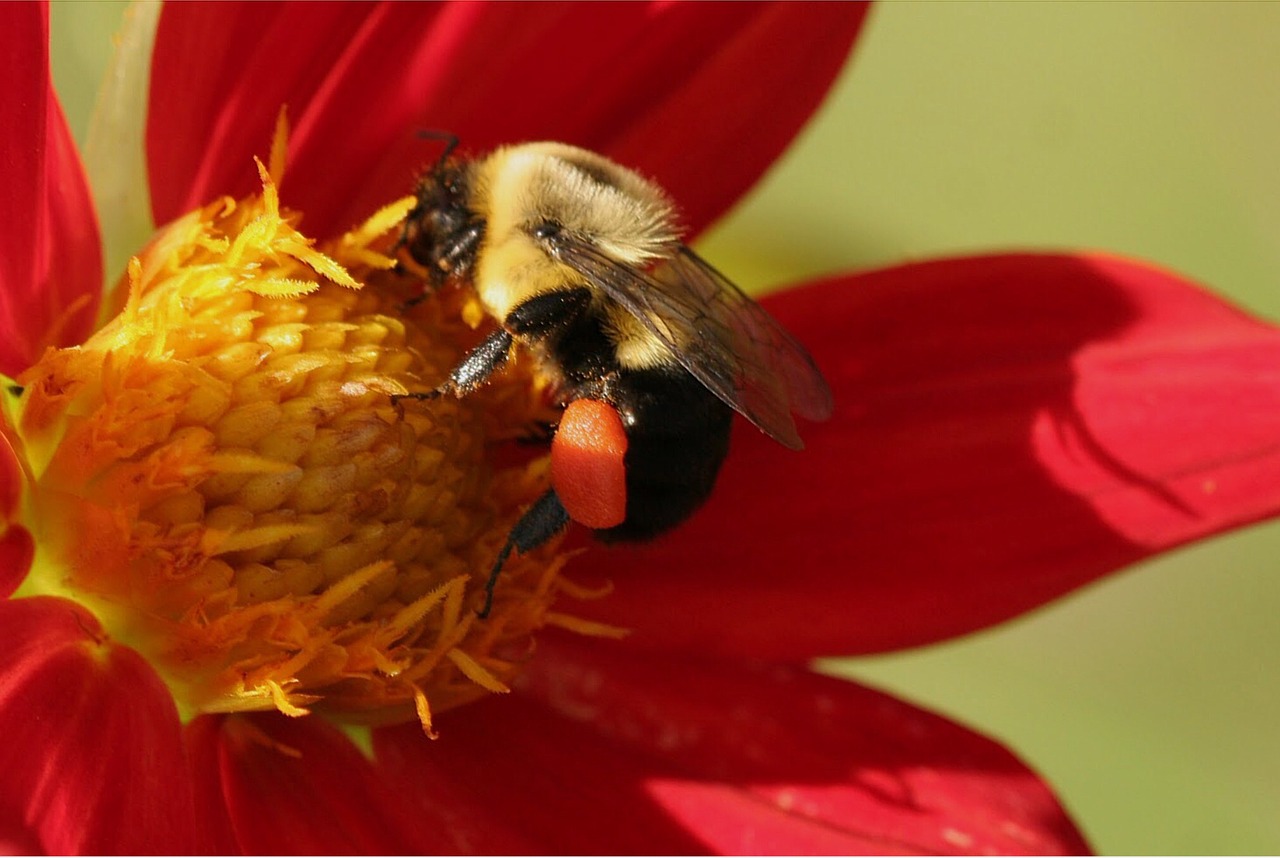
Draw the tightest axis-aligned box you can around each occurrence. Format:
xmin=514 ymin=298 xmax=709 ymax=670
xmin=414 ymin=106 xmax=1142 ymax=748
xmin=50 ymin=3 xmax=1280 ymax=853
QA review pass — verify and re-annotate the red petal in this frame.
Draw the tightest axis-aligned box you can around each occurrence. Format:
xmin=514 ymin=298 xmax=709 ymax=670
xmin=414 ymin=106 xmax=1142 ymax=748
xmin=182 ymin=719 xmax=241 ymax=853
xmin=0 ymin=430 xmax=20 ymax=523
xmin=0 ymin=2 xmax=101 ymax=376
xmin=148 ymin=2 xmax=867 ymax=238
xmin=0 ymin=527 xmax=33 ymax=599
xmin=187 ymin=712 xmax=441 ymax=853
xmin=572 ymin=254 xmax=1280 ymax=658
xmin=0 ymin=432 xmax=31 ymax=597
xmin=375 ymin=633 xmax=1089 ymax=855
xmin=0 ymin=597 xmax=198 ymax=853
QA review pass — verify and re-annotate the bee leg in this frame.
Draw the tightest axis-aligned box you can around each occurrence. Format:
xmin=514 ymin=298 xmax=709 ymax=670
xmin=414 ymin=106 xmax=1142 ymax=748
xmin=395 ymin=290 xmax=430 ymax=312
xmin=443 ymin=327 xmax=514 ymax=395
xmin=391 ymin=327 xmax=514 ymax=410
xmin=436 ymin=223 xmax=484 ymax=279
xmin=505 ymin=287 xmax=592 ymax=337
xmin=478 ymin=487 xmax=570 ymax=618
xmin=388 ymin=389 xmax=441 ymax=421
xmin=516 ymin=420 xmax=559 ymax=445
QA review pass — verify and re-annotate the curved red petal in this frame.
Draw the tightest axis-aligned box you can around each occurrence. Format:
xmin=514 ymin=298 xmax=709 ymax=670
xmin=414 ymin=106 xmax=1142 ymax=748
xmin=148 ymin=1 xmax=383 ymax=228
xmin=572 ymin=253 xmax=1280 ymax=658
xmin=603 ymin=2 xmax=869 ymax=238
xmin=148 ymin=2 xmax=867 ymax=238
xmin=188 ymin=712 xmax=442 ymax=853
xmin=0 ymin=431 xmax=31 ymax=597
xmin=0 ymin=2 xmax=101 ymax=376
xmin=182 ymin=717 xmax=242 ymax=854
xmin=375 ymin=633 xmax=1089 ymax=855
xmin=0 ymin=597 xmax=198 ymax=853
xmin=0 ymin=430 xmax=20 ymax=523
xmin=0 ymin=527 xmax=33 ymax=599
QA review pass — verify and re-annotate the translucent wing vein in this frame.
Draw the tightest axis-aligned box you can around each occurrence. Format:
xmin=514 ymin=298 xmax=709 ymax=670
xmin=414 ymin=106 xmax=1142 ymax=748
xmin=544 ymin=237 xmax=832 ymax=449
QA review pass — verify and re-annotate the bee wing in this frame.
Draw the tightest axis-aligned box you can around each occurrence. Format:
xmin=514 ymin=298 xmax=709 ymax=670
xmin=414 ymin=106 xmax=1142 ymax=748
xmin=549 ymin=239 xmax=833 ymax=450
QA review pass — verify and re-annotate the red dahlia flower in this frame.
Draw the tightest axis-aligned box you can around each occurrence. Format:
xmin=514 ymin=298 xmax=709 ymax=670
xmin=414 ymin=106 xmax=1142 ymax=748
xmin=2 ymin=2 xmax=1277 ymax=853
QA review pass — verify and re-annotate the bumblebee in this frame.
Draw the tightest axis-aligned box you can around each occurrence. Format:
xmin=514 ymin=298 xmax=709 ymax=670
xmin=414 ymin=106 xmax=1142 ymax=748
xmin=399 ymin=140 xmax=832 ymax=615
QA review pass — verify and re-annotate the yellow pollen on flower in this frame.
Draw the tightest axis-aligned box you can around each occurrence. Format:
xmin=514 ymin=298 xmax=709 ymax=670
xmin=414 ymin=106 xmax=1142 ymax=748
xmin=8 ymin=166 xmax=603 ymax=730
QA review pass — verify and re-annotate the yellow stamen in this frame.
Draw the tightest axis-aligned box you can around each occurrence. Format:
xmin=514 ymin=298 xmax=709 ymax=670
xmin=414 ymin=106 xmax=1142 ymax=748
xmin=543 ymin=612 xmax=631 ymax=639
xmin=268 ymin=108 xmax=289 ymax=188
xmin=445 ymin=648 xmax=510 ymax=695
xmin=6 ymin=161 xmax=609 ymax=732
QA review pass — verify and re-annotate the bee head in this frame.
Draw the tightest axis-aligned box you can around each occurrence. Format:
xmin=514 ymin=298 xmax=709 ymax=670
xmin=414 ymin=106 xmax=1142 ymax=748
xmin=401 ymin=135 xmax=483 ymax=289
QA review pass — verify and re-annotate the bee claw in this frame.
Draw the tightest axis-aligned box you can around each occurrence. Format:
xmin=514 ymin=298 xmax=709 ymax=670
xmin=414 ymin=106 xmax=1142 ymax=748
xmin=390 ymin=387 xmax=450 ymax=420
xmin=391 ymin=389 xmax=445 ymax=404
xmin=395 ymin=292 xmax=430 ymax=313
xmin=516 ymin=421 xmax=559 ymax=445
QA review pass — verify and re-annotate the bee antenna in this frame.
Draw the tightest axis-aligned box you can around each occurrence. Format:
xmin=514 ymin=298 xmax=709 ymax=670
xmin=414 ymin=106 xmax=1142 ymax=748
xmin=415 ymin=129 xmax=459 ymax=172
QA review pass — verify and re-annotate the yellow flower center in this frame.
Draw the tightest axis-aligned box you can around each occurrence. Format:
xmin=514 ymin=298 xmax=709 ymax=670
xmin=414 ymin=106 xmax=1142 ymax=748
xmin=5 ymin=162 xmax=615 ymax=735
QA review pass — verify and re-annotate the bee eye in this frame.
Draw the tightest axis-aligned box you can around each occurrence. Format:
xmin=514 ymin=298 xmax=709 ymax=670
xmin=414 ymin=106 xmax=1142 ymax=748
xmin=533 ymin=221 xmax=562 ymax=240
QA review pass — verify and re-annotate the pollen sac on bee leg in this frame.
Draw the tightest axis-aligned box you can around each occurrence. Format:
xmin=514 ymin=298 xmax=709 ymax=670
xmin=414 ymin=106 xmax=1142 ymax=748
xmin=551 ymin=398 xmax=628 ymax=530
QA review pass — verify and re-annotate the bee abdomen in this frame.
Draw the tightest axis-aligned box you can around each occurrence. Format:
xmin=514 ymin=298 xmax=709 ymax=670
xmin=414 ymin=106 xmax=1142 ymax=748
xmin=591 ymin=369 xmax=732 ymax=543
